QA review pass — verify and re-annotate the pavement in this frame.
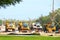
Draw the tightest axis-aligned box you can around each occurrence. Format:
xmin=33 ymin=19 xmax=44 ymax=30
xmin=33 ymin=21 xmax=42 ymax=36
xmin=0 ymin=31 xmax=60 ymax=37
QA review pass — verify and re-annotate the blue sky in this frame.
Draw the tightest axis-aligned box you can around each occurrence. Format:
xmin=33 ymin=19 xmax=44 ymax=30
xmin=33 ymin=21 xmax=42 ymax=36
xmin=0 ymin=0 xmax=60 ymax=20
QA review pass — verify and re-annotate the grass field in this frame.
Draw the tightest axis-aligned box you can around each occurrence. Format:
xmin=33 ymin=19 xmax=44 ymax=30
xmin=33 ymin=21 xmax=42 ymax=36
xmin=0 ymin=35 xmax=60 ymax=40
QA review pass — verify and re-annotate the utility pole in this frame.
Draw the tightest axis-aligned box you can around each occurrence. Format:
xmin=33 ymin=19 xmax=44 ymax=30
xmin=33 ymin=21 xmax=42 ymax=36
xmin=51 ymin=0 xmax=55 ymax=26
xmin=52 ymin=0 xmax=54 ymax=12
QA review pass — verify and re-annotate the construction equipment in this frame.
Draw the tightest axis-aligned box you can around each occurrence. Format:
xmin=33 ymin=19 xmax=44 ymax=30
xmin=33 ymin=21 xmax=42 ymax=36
xmin=5 ymin=21 xmax=15 ymax=32
xmin=32 ymin=23 xmax=42 ymax=32
xmin=44 ymin=23 xmax=56 ymax=33
xmin=18 ymin=22 xmax=30 ymax=33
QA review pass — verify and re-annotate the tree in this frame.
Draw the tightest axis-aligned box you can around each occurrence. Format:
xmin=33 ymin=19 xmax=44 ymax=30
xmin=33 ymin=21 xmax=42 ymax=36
xmin=0 ymin=0 xmax=22 ymax=8
xmin=0 ymin=20 xmax=2 ymax=25
xmin=49 ymin=8 xmax=60 ymax=23
xmin=36 ymin=8 xmax=60 ymax=26
xmin=54 ymin=8 xmax=60 ymax=23
xmin=36 ymin=15 xmax=51 ymax=26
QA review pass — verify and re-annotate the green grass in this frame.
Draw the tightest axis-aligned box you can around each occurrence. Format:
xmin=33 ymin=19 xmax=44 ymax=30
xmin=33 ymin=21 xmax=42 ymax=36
xmin=0 ymin=35 xmax=60 ymax=40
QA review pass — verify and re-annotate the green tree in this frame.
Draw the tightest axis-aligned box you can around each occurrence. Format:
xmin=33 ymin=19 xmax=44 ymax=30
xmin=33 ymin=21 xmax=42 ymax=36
xmin=37 ymin=8 xmax=60 ymax=24
xmin=0 ymin=20 xmax=2 ymax=25
xmin=36 ymin=15 xmax=51 ymax=26
xmin=54 ymin=8 xmax=60 ymax=24
xmin=0 ymin=0 xmax=22 ymax=8
xmin=49 ymin=8 xmax=60 ymax=23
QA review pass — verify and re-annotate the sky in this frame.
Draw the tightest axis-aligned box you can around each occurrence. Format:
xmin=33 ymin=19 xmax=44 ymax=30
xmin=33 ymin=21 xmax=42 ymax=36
xmin=0 ymin=0 xmax=60 ymax=20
